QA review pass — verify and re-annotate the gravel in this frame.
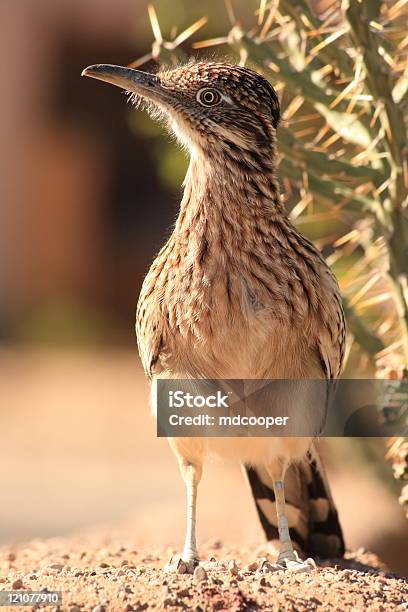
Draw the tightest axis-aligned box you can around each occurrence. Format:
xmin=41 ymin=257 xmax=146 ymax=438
xmin=1 ymin=536 xmax=407 ymax=611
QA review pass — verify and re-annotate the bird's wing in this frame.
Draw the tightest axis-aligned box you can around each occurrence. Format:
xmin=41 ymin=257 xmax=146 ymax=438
xmin=136 ymin=276 xmax=166 ymax=378
xmin=136 ymin=304 xmax=165 ymax=378
xmin=317 ymin=289 xmax=346 ymax=380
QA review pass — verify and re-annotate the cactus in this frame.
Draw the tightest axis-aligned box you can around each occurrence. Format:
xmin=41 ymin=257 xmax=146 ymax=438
xmin=131 ymin=1 xmax=408 ymax=512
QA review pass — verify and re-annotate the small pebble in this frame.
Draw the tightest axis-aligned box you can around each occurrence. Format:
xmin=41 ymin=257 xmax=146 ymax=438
xmin=177 ymin=561 xmax=188 ymax=575
xmin=260 ymin=561 xmax=278 ymax=574
xmin=92 ymin=606 xmax=105 ymax=612
xmin=12 ymin=579 xmax=23 ymax=589
xmin=193 ymin=566 xmax=207 ymax=582
xmin=246 ymin=561 xmax=258 ymax=572
xmin=163 ymin=597 xmax=176 ymax=607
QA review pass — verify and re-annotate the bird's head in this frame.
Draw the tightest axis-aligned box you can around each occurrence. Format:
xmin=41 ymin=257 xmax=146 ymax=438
xmin=82 ymin=62 xmax=280 ymax=160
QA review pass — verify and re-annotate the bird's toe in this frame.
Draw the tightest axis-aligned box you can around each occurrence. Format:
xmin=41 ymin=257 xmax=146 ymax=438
xmin=277 ymin=550 xmax=316 ymax=573
xmin=164 ymin=554 xmax=199 ymax=574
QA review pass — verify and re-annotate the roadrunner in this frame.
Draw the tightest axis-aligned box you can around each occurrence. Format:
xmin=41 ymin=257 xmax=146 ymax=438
xmin=83 ymin=61 xmax=345 ymax=572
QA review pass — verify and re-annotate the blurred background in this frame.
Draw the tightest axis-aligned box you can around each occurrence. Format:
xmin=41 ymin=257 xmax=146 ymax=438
xmin=0 ymin=0 xmax=407 ymax=574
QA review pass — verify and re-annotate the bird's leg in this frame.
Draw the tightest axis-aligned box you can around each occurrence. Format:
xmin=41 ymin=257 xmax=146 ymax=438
xmin=270 ymin=468 xmax=316 ymax=573
xmin=181 ymin=461 xmax=200 ymax=564
xmin=165 ymin=459 xmax=202 ymax=573
xmin=273 ymin=479 xmax=299 ymax=565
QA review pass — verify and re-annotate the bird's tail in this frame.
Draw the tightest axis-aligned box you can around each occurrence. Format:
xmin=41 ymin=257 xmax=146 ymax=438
xmin=245 ymin=446 xmax=345 ymax=558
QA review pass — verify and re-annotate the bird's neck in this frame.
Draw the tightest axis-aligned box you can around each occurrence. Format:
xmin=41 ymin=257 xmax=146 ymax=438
xmin=176 ymin=148 xmax=285 ymax=234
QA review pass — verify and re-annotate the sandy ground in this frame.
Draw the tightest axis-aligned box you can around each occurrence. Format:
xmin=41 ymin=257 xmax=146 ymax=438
xmin=1 ymin=348 xmax=408 ymax=609
xmin=1 ymin=537 xmax=408 ymax=611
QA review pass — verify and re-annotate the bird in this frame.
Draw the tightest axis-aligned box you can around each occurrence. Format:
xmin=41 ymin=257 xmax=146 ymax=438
xmin=82 ymin=61 xmax=346 ymax=572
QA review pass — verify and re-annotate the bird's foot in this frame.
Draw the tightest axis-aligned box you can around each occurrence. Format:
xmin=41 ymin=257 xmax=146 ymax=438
xmin=276 ymin=550 xmax=316 ymax=574
xmin=164 ymin=554 xmax=222 ymax=575
xmin=164 ymin=554 xmax=199 ymax=574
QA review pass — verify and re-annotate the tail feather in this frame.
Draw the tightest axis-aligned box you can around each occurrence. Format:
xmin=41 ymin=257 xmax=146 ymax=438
xmin=245 ymin=447 xmax=345 ymax=558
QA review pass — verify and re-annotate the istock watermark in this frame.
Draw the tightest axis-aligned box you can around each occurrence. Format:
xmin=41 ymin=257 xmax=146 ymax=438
xmin=156 ymin=379 xmax=408 ymax=438
xmin=169 ymin=390 xmax=230 ymax=408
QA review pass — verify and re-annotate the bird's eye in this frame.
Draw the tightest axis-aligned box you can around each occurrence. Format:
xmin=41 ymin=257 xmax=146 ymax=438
xmin=196 ymin=88 xmax=221 ymax=107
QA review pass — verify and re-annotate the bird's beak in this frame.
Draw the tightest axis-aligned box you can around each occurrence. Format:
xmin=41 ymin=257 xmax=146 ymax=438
xmin=81 ymin=64 xmax=160 ymax=99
